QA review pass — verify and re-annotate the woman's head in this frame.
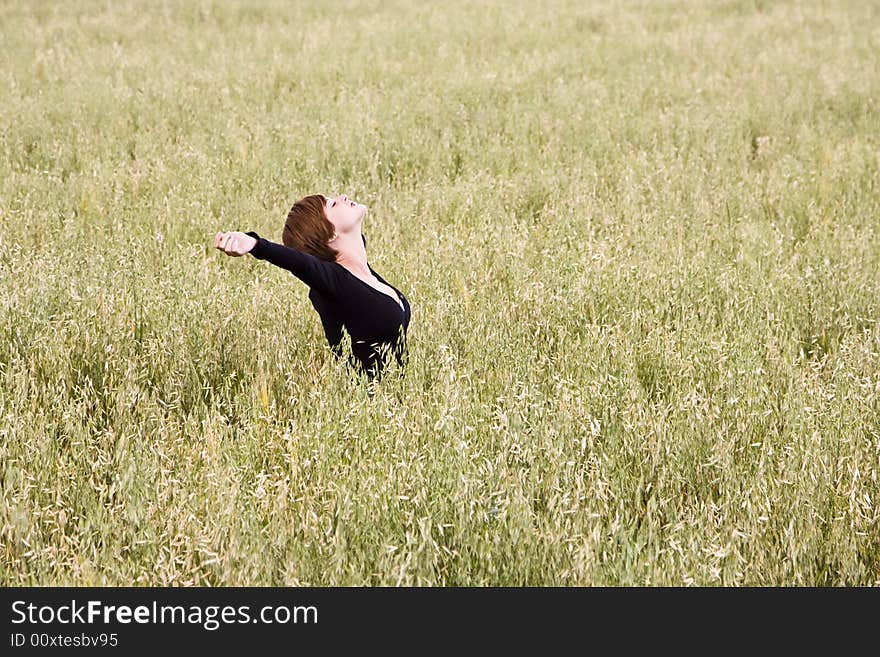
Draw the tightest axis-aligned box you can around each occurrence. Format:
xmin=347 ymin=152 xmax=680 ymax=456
xmin=282 ymin=193 xmax=367 ymax=262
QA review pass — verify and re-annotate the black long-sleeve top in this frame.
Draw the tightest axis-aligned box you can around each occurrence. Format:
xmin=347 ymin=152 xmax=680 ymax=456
xmin=245 ymin=230 xmax=411 ymax=380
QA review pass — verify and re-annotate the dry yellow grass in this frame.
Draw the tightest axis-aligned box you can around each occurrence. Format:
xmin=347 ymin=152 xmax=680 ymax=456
xmin=1 ymin=0 xmax=878 ymax=585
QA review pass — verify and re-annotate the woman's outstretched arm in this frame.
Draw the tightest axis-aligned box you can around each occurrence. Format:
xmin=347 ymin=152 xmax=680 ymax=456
xmin=214 ymin=230 xmax=340 ymax=298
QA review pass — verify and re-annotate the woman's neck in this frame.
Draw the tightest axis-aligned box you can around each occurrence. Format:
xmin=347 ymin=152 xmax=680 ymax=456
xmin=333 ymin=231 xmax=370 ymax=277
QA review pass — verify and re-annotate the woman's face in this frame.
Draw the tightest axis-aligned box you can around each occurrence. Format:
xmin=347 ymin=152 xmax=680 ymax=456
xmin=324 ymin=194 xmax=367 ymax=234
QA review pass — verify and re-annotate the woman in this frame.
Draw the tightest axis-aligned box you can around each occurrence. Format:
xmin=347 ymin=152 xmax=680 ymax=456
xmin=214 ymin=193 xmax=411 ymax=381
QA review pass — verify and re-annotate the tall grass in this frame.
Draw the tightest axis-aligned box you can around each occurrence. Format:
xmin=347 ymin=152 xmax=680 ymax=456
xmin=1 ymin=0 xmax=878 ymax=585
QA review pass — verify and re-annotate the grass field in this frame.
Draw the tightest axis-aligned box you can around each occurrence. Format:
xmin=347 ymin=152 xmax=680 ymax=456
xmin=1 ymin=0 xmax=879 ymax=585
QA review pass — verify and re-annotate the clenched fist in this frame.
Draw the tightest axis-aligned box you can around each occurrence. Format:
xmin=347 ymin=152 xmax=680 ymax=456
xmin=214 ymin=231 xmax=257 ymax=257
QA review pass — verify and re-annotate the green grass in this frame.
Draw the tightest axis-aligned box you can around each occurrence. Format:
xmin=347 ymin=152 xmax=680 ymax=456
xmin=1 ymin=0 xmax=879 ymax=585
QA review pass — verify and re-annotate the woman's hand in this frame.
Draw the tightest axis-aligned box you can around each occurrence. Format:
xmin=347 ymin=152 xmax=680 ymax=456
xmin=214 ymin=231 xmax=257 ymax=257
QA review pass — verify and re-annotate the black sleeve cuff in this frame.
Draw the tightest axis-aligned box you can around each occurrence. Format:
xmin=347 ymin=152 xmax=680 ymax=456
xmin=244 ymin=231 xmax=263 ymax=258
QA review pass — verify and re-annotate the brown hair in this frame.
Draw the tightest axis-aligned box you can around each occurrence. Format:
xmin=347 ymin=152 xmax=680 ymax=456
xmin=281 ymin=194 xmax=338 ymax=262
